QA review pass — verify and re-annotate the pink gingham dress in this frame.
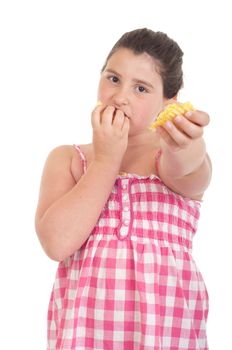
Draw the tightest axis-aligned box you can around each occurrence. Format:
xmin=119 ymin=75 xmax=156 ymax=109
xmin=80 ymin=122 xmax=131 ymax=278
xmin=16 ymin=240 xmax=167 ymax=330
xmin=47 ymin=145 xmax=209 ymax=350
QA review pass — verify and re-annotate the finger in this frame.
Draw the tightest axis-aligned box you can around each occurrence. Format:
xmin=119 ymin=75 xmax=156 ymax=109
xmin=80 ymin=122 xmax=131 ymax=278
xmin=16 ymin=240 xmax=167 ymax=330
xmin=173 ymin=115 xmax=204 ymax=139
xmin=113 ymin=109 xmax=125 ymax=129
xmin=101 ymin=106 xmax=115 ymax=126
xmin=162 ymin=121 xmax=191 ymax=148
xmin=156 ymin=126 xmax=180 ymax=150
xmin=122 ymin=115 xmax=130 ymax=134
xmin=91 ymin=104 xmax=106 ymax=128
xmin=184 ymin=110 xmax=210 ymax=127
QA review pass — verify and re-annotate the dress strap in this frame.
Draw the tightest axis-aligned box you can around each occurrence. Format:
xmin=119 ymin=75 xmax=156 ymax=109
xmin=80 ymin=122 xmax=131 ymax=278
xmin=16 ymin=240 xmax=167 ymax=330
xmin=73 ymin=145 xmax=87 ymax=173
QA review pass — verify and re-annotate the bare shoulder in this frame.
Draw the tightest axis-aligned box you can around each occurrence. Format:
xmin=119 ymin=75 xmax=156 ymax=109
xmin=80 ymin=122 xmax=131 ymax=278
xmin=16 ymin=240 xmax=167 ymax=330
xmin=35 ymin=145 xmax=83 ymax=222
xmin=44 ymin=145 xmax=76 ymax=180
xmin=47 ymin=144 xmax=73 ymax=161
xmin=44 ymin=143 xmax=93 ymax=180
xmin=71 ymin=143 xmax=93 ymax=181
xmin=42 ymin=144 xmax=95 ymax=184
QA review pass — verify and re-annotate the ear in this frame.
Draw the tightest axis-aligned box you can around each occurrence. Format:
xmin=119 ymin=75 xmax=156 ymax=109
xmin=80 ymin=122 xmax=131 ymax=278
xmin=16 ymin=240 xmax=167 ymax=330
xmin=164 ymin=95 xmax=178 ymax=107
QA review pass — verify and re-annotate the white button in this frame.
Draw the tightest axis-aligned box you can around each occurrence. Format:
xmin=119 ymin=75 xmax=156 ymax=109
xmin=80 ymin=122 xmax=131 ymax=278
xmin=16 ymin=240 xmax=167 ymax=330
xmin=123 ymin=219 xmax=130 ymax=226
xmin=120 ymin=227 xmax=128 ymax=237
xmin=122 ymin=184 xmax=127 ymax=190
xmin=122 ymin=194 xmax=128 ymax=201
xmin=123 ymin=206 xmax=129 ymax=212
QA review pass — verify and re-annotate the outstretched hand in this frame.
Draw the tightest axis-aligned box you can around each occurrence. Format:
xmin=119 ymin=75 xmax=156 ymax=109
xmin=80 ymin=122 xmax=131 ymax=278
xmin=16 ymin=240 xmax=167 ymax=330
xmin=156 ymin=109 xmax=210 ymax=152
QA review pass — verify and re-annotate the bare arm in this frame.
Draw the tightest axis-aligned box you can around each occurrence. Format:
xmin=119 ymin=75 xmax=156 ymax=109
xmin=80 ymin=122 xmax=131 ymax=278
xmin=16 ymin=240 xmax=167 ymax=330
xmin=156 ymin=109 xmax=212 ymax=200
xmin=35 ymin=105 xmax=129 ymax=261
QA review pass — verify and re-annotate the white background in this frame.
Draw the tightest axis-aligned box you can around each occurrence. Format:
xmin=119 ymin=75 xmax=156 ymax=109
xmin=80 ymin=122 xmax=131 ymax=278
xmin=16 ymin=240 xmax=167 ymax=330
xmin=0 ymin=0 xmax=231 ymax=349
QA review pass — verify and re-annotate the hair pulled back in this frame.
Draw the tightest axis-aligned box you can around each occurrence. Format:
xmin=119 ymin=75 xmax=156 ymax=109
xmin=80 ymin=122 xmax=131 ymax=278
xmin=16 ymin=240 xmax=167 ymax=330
xmin=102 ymin=28 xmax=184 ymax=99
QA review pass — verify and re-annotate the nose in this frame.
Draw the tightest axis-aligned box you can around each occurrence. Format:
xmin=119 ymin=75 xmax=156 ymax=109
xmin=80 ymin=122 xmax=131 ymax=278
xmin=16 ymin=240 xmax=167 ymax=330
xmin=112 ymin=87 xmax=129 ymax=107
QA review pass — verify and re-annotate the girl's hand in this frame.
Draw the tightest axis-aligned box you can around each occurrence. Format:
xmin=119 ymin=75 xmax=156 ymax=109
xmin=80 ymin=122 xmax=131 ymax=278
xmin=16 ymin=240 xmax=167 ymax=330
xmin=91 ymin=104 xmax=130 ymax=166
xmin=156 ymin=109 xmax=210 ymax=152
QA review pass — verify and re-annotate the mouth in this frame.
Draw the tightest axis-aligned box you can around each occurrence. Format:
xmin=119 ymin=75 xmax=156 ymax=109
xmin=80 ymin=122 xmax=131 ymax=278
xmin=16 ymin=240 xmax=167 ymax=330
xmin=113 ymin=108 xmax=130 ymax=120
xmin=120 ymin=110 xmax=130 ymax=119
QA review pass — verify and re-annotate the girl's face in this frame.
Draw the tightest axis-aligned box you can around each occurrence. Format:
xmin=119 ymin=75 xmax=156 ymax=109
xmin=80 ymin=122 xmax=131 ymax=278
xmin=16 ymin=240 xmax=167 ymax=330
xmin=98 ymin=48 xmax=169 ymax=135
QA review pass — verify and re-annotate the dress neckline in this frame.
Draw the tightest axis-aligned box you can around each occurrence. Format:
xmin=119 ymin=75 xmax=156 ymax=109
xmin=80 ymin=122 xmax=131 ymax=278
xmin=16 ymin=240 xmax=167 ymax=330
xmin=74 ymin=144 xmax=162 ymax=181
xmin=117 ymin=171 xmax=161 ymax=180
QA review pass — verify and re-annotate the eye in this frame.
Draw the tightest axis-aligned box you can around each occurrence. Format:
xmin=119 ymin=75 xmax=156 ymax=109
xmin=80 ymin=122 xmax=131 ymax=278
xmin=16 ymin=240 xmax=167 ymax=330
xmin=108 ymin=75 xmax=119 ymax=83
xmin=136 ymin=85 xmax=148 ymax=93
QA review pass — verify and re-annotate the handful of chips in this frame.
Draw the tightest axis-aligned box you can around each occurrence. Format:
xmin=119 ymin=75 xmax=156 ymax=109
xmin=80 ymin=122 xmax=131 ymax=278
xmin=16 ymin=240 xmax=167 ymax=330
xmin=150 ymin=102 xmax=195 ymax=129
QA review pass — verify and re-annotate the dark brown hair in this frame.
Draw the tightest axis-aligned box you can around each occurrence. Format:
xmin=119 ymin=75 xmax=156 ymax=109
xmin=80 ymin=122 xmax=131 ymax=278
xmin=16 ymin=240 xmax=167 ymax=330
xmin=101 ymin=28 xmax=184 ymax=99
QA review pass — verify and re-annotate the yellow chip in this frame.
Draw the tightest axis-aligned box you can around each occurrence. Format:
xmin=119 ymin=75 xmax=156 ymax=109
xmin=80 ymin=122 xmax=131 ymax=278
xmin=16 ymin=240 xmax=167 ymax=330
xmin=149 ymin=102 xmax=195 ymax=129
xmin=96 ymin=100 xmax=102 ymax=107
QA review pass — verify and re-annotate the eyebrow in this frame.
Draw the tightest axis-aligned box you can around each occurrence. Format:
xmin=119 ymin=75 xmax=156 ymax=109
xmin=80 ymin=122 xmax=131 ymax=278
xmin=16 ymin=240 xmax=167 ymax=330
xmin=105 ymin=69 xmax=155 ymax=89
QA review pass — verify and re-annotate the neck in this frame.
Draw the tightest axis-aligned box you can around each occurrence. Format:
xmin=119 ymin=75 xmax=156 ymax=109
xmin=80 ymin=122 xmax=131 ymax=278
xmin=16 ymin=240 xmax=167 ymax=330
xmin=126 ymin=130 xmax=159 ymax=150
xmin=119 ymin=130 xmax=160 ymax=175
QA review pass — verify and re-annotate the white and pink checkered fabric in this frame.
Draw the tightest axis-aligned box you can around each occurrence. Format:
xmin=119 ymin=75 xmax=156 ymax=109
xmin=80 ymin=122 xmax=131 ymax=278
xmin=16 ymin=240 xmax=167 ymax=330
xmin=47 ymin=146 xmax=209 ymax=350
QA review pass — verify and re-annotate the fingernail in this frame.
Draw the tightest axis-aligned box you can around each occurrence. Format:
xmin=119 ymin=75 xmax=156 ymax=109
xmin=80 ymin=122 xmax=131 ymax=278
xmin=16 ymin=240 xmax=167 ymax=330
xmin=185 ymin=111 xmax=192 ymax=117
xmin=175 ymin=115 xmax=183 ymax=122
xmin=165 ymin=121 xmax=172 ymax=128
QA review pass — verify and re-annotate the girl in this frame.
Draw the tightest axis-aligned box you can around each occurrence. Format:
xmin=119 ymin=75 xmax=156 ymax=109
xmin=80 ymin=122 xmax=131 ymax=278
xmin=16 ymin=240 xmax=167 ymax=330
xmin=35 ymin=28 xmax=212 ymax=349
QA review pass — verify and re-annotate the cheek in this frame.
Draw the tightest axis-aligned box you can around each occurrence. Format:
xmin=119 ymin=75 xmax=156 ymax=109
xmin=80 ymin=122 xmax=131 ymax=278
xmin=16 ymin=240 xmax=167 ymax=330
xmin=97 ymin=80 xmax=111 ymax=101
xmin=138 ymin=102 xmax=156 ymax=120
xmin=97 ymin=81 xmax=103 ymax=98
xmin=135 ymin=100 xmax=164 ymax=126
xmin=150 ymin=99 xmax=166 ymax=119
